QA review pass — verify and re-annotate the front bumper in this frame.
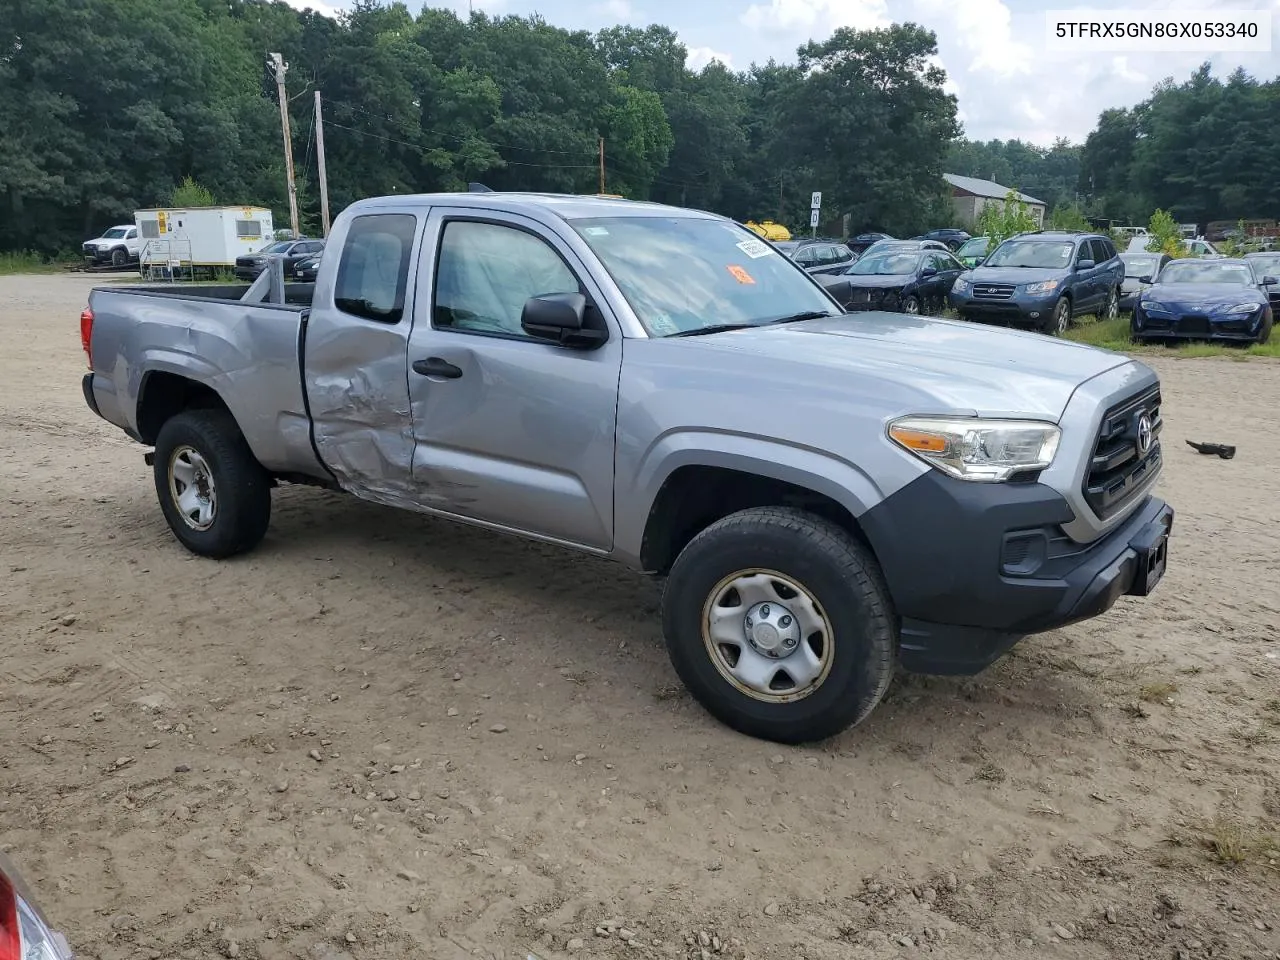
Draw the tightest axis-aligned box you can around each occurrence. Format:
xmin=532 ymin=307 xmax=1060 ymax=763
xmin=857 ymin=470 xmax=1173 ymax=675
xmin=951 ymin=290 xmax=1059 ymax=324
xmin=1132 ymin=307 xmax=1268 ymax=342
xmin=234 ymin=264 xmax=264 ymax=280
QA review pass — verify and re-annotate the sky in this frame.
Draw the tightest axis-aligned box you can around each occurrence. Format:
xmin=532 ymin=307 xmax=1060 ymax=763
xmin=284 ymin=0 xmax=1280 ymax=145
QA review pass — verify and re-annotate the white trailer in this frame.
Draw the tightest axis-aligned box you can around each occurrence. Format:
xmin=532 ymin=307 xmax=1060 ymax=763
xmin=135 ymin=206 xmax=275 ymax=278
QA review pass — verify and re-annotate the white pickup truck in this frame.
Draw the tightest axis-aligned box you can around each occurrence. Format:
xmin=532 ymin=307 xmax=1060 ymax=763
xmin=82 ymin=224 xmax=141 ymax=267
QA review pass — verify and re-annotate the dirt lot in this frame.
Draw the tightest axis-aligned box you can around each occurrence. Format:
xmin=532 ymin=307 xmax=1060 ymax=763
xmin=1 ymin=273 xmax=1278 ymax=960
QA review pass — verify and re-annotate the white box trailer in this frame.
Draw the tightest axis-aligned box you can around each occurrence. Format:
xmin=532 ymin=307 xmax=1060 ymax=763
xmin=135 ymin=205 xmax=275 ymax=276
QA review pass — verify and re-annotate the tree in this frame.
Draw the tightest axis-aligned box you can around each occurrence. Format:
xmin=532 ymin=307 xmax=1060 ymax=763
xmin=975 ymin=190 xmax=1040 ymax=252
xmin=170 ymin=176 xmax=215 ymax=207
xmin=1144 ymin=209 xmax=1188 ymax=257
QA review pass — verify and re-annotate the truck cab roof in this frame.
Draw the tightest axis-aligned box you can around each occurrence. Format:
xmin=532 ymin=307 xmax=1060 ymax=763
xmin=344 ymin=191 xmax=723 ymax=223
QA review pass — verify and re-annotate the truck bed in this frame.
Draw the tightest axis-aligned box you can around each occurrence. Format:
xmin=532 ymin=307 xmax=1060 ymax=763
xmin=85 ymin=279 xmax=325 ymax=479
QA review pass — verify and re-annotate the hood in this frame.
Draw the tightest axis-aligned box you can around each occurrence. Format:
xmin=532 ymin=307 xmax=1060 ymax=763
xmin=1121 ymin=277 xmax=1149 ymax=293
xmin=1144 ymin=282 xmax=1266 ymax=305
xmin=965 ymin=266 xmax=1068 ymax=285
xmin=648 ymin=312 xmax=1131 ymax=422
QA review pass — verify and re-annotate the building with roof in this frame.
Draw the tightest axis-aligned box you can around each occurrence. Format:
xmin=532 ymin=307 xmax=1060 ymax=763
xmin=944 ymin=174 xmax=1046 ymax=230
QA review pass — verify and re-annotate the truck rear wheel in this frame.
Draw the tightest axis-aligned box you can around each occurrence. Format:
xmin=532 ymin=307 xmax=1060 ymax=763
xmin=152 ymin=410 xmax=271 ymax=559
xmin=660 ymin=507 xmax=896 ymax=744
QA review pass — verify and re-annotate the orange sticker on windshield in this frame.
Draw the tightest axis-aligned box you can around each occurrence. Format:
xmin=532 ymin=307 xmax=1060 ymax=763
xmin=727 ymin=264 xmax=755 ymax=284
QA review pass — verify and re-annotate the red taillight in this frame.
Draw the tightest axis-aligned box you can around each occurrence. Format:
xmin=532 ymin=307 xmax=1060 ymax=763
xmin=80 ymin=307 xmax=93 ymax=369
xmin=0 ymin=873 xmax=19 ymax=960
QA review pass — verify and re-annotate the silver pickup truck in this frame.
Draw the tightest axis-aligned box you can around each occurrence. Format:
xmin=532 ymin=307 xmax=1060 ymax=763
xmin=79 ymin=192 xmax=1173 ymax=744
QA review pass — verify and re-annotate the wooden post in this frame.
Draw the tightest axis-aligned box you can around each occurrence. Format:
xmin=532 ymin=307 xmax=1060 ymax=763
xmin=269 ymin=53 xmax=300 ymax=239
xmin=314 ymin=91 xmax=331 ymax=237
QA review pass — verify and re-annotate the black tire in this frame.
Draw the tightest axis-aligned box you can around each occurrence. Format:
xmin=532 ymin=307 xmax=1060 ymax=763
xmin=1101 ymin=287 xmax=1118 ymax=322
xmin=110 ymin=246 xmax=128 ymax=268
xmin=1043 ymin=296 xmax=1072 ymax=335
xmin=1257 ymin=313 xmax=1273 ymax=345
xmin=152 ymin=409 xmax=271 ymax=559
xmin=900 ymin=294 xmax=921 ymax=315
xmin=660 ymin=507 xmax=896 ymax=744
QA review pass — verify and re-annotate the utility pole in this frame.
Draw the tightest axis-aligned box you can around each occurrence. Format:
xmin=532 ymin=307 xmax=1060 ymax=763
xmin=598 ymin=138 xmax=606 ymax=195
xmin=268 ymin=52 xmax=300 ymax=239
xmin=314 ymin=91 xmax=331 ymax=237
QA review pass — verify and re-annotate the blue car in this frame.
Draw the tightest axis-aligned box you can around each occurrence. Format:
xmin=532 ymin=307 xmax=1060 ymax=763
xmin=949 ymin=231 xmax=1125 ymax=336
xmin=1131 ymin=257 xmax=1276 ymax=345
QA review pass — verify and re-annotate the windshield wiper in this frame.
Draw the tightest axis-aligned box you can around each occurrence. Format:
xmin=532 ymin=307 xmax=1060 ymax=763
xmin=765 ymin=310 xmax=836 ymax=325
xmin=666 ymin=322 xmax=758 ymax=338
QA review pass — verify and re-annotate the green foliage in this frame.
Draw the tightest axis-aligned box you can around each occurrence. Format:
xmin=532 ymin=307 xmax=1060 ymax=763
xmin=1047 ymin=202 xmax=1090 ymax=232
xmin=170 ymin=176 xmax=216 ymax=207
xmin=1079 ymin=65 xmax=1280 ymax=224
xmin=975 ymin=190 xmax=1040 ymax=252
xmin=1145 ymin=209 xmax=1188 ymax=257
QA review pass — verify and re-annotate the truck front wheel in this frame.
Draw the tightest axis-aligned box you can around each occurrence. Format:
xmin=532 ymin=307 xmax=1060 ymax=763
xmin=661 ymin=507 xmax=896 ymax=744
xmin=152 ymin=410 xmax=271 ymax=559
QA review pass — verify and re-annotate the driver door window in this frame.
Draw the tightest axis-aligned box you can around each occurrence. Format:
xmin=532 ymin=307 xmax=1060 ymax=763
xmin=434 ymin=220 xmax=580 ymax=338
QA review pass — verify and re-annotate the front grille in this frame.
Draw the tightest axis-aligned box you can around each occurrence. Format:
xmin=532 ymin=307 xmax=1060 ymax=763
xmin=1175 ymin=315 xmax=1211 ymax=336
xmin=1083 ymin=385 xmax=1162 ymax=520
xmin=972 ymin=283 xmax=1015 ymax=300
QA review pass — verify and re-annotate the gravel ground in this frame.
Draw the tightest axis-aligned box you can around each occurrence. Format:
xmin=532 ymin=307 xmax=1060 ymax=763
xmin=2 ymin=273 xmax=1278 ymax=960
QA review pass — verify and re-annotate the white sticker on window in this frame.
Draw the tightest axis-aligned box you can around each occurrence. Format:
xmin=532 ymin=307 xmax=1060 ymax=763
xmin=736 ymin=237 xmax=773 ymax=259
xmin=582 ymin=226 xmax=610 ymax=236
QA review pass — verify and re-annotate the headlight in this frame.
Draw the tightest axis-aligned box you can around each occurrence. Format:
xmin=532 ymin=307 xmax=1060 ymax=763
xmin=1023 ymin=279 xmax=1060 ymax=295
xmin=952 ymin=277 xmax=970 ymax=293
xmin=1140 ymin=300 xmax=1169 ymax=313
xmin=888 ymin=416 xmax=1061 ymax=482
xmin=0 ymin=864 xmax=75 ymax=959
xmin=1222 ymin=301 xmax=1258 ymax=314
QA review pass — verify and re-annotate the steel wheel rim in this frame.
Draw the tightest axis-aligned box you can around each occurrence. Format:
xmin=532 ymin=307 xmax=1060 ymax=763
xmin=701 ymin=568 xmax=835 ymax=703
xmin=168 ymin=445 xmax=217 ymax=531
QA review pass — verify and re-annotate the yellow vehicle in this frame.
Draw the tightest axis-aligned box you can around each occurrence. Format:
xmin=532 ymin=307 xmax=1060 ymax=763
xmin=744 ymin=220 xmax=791 ymax=241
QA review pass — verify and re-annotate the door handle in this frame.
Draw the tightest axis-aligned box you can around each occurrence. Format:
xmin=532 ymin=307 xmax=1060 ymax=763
xmin=412 ymin=357 xmax=463 ymax=379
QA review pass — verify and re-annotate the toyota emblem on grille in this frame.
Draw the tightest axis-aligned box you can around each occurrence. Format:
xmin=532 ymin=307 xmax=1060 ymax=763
xmin=1136 ymin=413 xmax=1153 ymax=456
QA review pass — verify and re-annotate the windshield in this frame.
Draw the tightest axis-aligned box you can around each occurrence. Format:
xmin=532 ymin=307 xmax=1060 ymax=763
xmin=1122 ymin=256 xmax=1159 ymax=278
xmin=957 ymin=238 xmax=988 ymax=258
xmin=1157 ymin=261 xmax=1254 ymax=285
xmin=260 ymin=240 xmax=294 ymax=254
xmin=772 ymin=241 xmax=799 ymax=255
xmin=984 ymin=240 xmax=1074 ymax=269
xmin=1247 ymin=254 xmax=1280 ymax=275
xmin=102 ymin=227 xmax=128 ymax=239
xmin=572 ymin=216 xmax=839 ymax=336
xmin=849 ymin=253 xmax=920 ymax=276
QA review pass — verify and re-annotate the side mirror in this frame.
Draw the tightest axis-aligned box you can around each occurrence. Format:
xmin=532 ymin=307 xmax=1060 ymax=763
xmin=1138 ymin=275 xmax=1153 ymax=284
xmin=1076 ymin=259 xmax=1096 ymax=270
xmin=520 ymin=292 xmax=605 ymax=348
xmin=1263 ymin=275 xmax=1278 ymax=285
xmin=974 ymin=256 xmax=986 ymax=266
xmin=921 ymin=265 xmax=937 ymax=276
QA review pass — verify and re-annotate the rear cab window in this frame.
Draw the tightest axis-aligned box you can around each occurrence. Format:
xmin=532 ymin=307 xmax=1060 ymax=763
xmin=333 ymin=214 xmax=419 ymax=323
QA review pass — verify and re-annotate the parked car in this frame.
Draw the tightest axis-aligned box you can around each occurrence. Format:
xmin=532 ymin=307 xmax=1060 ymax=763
xmin=847 ymin=232 xmax=893 ymax=253
xmin=1127 ymin=235 xmax=1221 ymax=258
xmin=950 ymin=231 xmax=1124 ymax=335
xmin=1244 ymin=252 xmax=1280 ymax=314
xmin=82 ymin=224 xmax=140 ymax=268
xmin=234 ymin=238 xmax=325 ymax=280
xmin=816 ymin=248 xmax=965 ymax=315
xmin=955 ymin=235 xmax=991 ymax=268
xmin=79 ymin=191 xmax=1173 ymax=744
xmin=1131 ymin=257 xmax=1275 ymax=345
xmin=860 ymin=238 xmax=950 ymax=259
xmin=292 ymin=255 xmax=322 ymax=281
xmin=915 ymin=228 xmax=970 ymax=250
xmin=0 ymin=851 xmax=76 ymax=957
xmin=1118 ymin=252 xmax=1172 ymax=311
xmin=773 ymin=238 xmax=858 ymax=275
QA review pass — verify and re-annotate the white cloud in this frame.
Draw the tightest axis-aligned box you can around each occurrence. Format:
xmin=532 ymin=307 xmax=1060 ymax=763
xmin=741 ymin=0 xmax=890 ymax=35
xmin=688 ymin=46 xmax=736 ymax=70
xmin=592 ymin=0 xmax=634 ymax=19
xmin=280 ymin=0 xmax=343 ymax=18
